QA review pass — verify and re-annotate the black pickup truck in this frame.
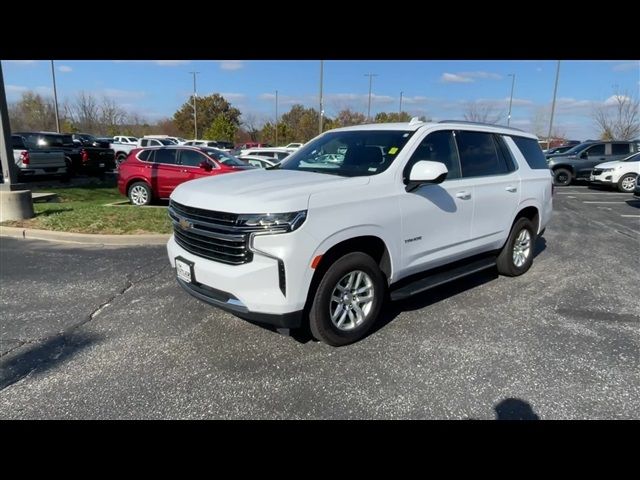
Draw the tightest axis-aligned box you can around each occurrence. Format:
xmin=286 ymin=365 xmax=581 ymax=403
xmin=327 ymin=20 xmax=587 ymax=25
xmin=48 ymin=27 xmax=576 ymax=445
xmin=14 ymin=131 xmax=115 ymax=176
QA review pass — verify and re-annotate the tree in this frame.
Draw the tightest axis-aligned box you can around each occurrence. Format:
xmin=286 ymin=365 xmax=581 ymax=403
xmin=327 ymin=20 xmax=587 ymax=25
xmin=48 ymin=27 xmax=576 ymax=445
xmin=70 ymin=91 xmax=100 ymax=132
xmin=593 ymin=91 xmax=640 ymax=140
xmin=240 ymin=113 xmax=261 ymax=141
xmin=100 ymin=97 xmax=127 ymax=136
xmin=463 ymin=101 xmax=502 ymax=124
xmin=173 ymin=93 xmax=241 ymax=139
xmin=374 ymin=112 xmax=412 ymax=123
xmin=274 ymin=104 xmax=323 ymax=143
xmin=8 ymin=92 xmax=57 ymax=131
xmin=333 ymin=108 xmax=366 ymax=128
xmin=204 ymin=115 xmax=237 ymax=141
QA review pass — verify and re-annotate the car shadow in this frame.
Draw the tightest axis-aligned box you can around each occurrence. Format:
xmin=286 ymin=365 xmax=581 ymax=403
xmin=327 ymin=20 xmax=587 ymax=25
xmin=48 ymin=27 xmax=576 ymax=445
xmin=625 ymin=198 xmax=640 ymax=208
xmin=0 ymin=331 xmax=102 ymax=392
xmin=494 ymin=398 xmax=540 ymax=420
xmin=290 ymin=235 xmax=547 ymax=345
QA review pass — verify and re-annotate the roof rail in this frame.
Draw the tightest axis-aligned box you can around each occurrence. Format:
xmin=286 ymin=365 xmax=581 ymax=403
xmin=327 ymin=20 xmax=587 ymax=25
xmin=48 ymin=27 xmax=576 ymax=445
xmin=409 ymin=116 xmax=424 ymax=126
xmin=438 ymin=119 xmax=525 ymax=132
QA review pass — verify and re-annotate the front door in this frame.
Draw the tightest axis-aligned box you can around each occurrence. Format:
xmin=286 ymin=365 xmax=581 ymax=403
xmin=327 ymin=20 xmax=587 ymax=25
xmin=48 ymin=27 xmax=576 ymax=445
xmin=178 ymin=149 xmax=218 ymax=183
xmin=399 ymin=130 xmax=474 ymax=275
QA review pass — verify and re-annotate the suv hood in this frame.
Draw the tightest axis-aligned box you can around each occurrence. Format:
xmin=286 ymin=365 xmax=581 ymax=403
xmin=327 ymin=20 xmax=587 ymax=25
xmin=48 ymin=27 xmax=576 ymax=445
xmin=594 ymin=160 xmax=622 ymax=169
xmin=170 ymin=169 xmax=370 ymax=213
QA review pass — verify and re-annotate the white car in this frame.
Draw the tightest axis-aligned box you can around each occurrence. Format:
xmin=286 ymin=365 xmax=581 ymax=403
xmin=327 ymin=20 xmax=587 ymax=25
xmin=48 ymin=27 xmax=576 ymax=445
xmin=590 ymin=153 xmax=639 ymax=192
xmin=113 ymin=136 xmax=138 ymax=144
xmin=167 ymin=119 xmax=552 ymax=346
xmin=240 ymin=147 xmax=291 ymax=162
xmin=238 ymin=155 xmax=277 ymax=169
xmin=284 ymin=142 xmax=304 ymax=150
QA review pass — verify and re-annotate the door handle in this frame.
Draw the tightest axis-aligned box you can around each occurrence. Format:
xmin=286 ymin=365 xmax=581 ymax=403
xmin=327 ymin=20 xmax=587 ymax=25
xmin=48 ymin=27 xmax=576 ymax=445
xmin=506 ymin=186 xmax=517 ymax=193
xmin=455 ymin=191 xmax=471 ymax=200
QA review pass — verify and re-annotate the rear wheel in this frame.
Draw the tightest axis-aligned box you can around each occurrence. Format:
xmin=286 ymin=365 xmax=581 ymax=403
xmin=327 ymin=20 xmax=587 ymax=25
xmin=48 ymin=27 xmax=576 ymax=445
xmin=309 ymin=252 xmax=385 ymax=346
xmin=128 ymin=182 xmax=152 ymax=206
xmin=116 ymin=153 xmax=127 ymax=167
xmin=618 ymin=173 xmax=637 ymax=193
xmin=497 ymin=217 xmax=536 ymax=277
xmin=553 ymin=168 xmax=572 ymax=186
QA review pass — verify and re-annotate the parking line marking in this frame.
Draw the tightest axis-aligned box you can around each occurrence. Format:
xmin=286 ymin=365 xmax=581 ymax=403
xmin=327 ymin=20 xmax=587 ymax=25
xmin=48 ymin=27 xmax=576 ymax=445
xmin=583 ymin=201 xmax=627 ymax=204
xmin=621 ymin=215 xmax=640 ymax=218
xmin=557 ymin=192 xmax=631 ymax=195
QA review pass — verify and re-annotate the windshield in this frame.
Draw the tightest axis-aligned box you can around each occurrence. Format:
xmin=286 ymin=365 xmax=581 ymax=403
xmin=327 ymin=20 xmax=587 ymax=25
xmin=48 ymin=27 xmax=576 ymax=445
xmin=623 ymin=153 xmax=640 ymax=162
xmin=203 ymin=148 xmax=248 ymax=167
xmin=278 ymin=130 xmax=415 ymax=177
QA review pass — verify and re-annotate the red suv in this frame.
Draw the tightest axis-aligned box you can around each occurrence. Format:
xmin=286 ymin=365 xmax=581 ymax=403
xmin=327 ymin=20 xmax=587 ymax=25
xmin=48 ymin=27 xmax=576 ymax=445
xmin=118 ymin=146 xmax=253 ymax=205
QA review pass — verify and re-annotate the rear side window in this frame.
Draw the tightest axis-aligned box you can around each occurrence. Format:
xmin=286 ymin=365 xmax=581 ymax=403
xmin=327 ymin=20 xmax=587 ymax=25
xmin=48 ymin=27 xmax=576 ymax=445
xmin=138 ymin=150 xmax=153 ymax=161
xmin=154 ymin=149 xmax=177 ymax=165
xmin=456 ymin=130 xmax=509 ymax=178
xmin=12 ymin=136 xmax=26 ymax=149
xmin=140 ymin=139 xmax=149 ymax=146
xmin=510 ymin=136 xmax=548 ymax=169
xmin=611 ymin=143 xmax=630 ymax=155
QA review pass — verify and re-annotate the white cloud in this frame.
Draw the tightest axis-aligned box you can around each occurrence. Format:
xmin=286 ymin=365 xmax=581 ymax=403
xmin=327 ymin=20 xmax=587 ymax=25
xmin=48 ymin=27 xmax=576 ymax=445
xmin=4 ymin=60 xmax=37 ymax=66
xmin=604 ymin=94 xmax=631 ymax=106
xmin=476 ymin=97 xmax=534 ymax=107
xmin=154 ymin=60 xmax=190 ymax=66
xmin=220 ymin=60 xmax=244 ymax=71
xmin=440 ymin=71 xmax=502 ymax=83
xmin=34 ymin=86 xmax=53 ymax=96
xmin=58 ymin=65 xmax=72 ymax=73
xmin=6 ymin=85 xmax=28 ymax=95
xmin=441 ymin=73 xmax=473 ymax=83
xmin=219 ymin=92 xmax=246 ymax=101
xmin=612 ymin=61 xmax=639 ymax=72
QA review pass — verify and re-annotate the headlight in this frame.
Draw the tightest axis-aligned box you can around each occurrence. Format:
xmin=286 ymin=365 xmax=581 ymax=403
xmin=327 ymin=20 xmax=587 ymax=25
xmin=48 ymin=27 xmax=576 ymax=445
xmin=237 ymin=210 xmax=307 ymax=233
xmin=601 ymin=168 xmax=614 ymax=172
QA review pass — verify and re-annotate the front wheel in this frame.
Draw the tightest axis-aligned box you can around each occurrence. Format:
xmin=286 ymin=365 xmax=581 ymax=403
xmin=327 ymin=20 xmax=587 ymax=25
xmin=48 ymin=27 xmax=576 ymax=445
xmin=497 ymin=217 xmax=536 ymax=277
xmin=553 ymin=168 xmax=572 ymax=186
xmin=618 ymin=173 xmax=637 ymax=193
xmin=309 ymin=252 xmax=386 ymax=346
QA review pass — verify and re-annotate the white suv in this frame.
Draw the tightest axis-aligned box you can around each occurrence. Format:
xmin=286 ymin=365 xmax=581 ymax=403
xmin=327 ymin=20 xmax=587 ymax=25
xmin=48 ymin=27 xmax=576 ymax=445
xmin=590 ymin=152 xmax=639 ymax=192
xmin=167 ymin=119 xmax=553 ymax=346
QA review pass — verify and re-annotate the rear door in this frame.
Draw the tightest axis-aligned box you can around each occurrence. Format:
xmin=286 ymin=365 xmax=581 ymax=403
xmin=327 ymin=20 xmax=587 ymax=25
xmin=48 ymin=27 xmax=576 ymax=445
xmin=152 ymin=149 xmax=184 ymax=198
xmin=455 ymin=130 xmax=521 ymax=252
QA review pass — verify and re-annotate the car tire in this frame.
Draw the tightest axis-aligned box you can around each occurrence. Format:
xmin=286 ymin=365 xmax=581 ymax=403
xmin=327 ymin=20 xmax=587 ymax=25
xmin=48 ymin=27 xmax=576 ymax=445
xmin=116 ymin=153 xmax=127 ymax=167
xmin=497 ymin=217 xmax=536 ymax=277
xmin=553 ymin=168 xmax=572 ymax=186
xmin=617 ymin=173 xmax=637 ymax=193
xmin=128 ymin=181 xmax=152 ymax=206
xmin=309 ymin=252 xmax=386 ymax=346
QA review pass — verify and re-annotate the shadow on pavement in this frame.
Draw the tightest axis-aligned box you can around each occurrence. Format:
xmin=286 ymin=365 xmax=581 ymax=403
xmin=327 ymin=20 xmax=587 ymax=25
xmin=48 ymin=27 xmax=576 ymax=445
xmin=494 ymin=398 xmax=540 ymax=420
xmin=0 ymin=331 xmax=102 ymax=391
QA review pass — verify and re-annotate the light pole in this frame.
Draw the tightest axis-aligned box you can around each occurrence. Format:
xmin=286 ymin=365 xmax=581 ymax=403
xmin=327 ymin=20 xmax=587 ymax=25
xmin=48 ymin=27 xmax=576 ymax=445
xmin=275 ymin=90 xmax=278 ymax=146
xmin=399 ymin=91 xmax=404 ymax=114
xmin=318 ymin=60 xmax=324 ymax=135
xmin=189 ymin=71 xmax=200 ymax=139
xmin=547 ymin=61 xmax=561 ymax=149
xmin=507 ymin=73 xmax=515 ymax=127
xmin=364 ymin=73 xmax=378 ymax=121
xmin=50 ymin=60 xmax=60 ymax=133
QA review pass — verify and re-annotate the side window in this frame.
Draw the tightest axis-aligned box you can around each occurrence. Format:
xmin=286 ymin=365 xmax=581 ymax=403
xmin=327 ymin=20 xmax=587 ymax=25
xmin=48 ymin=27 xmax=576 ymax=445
xmin=493 ymin=135 xmax=517 ymax=172
xmin=510 ymin=136 xmax=548 ymax=169
xmin=456 ymin=130 xmax=509 ymax=178
xmin=179 ymin=149 xmax=206 ymax=167
xmin=138 ymin=150 xmax=153 ymax=162
xmin=586 ymin=144 xmax=605 ymax=156
xmin=141 ymin=139 xmax=148 ymax=147
xmin=611 ymin=143 xmax=630 ymax=155
xmin=154 ymin=149 xmax=177 ymax=165
xmin=276 ymin=152 xmax=289 ymax=160
xmin=404 ymin=130 xmax=461 ymax=181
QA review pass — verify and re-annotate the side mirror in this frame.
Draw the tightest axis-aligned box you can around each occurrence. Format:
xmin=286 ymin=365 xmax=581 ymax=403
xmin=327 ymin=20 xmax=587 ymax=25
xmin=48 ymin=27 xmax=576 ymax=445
xmin=406 ymin=160 xmax=448 ymax=192
xmin=199 ymin=160 xmax=212 ymax=171
xmin=580 ymin=151 xmax=588 ymax=159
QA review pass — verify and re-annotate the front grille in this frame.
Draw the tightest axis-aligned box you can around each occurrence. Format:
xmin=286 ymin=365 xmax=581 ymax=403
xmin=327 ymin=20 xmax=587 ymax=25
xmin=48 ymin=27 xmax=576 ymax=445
xmin=169 ymin=200 xmax=252 ymax=265
xmin=592 ymin=169 xmax=603 ymax=176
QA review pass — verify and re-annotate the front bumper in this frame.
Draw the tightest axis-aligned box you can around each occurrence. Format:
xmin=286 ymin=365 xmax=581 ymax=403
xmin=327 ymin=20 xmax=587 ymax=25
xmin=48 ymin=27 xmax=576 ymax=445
xmin=589 ymin=173 xmax=614 ymax=185
xmin=176 ymin=277 xmax=302 ymax=327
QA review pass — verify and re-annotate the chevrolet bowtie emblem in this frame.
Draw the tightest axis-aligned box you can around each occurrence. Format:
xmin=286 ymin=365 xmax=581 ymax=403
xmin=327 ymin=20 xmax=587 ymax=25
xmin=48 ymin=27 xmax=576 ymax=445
xmin=178 ymin=218 xmax=193 ymax=230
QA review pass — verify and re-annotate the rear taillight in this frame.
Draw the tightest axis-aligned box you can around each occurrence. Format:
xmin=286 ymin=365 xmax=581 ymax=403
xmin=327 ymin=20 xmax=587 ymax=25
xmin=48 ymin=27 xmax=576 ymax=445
xmin=19 ymin=150 xmax=30 ymax=165
xmin=80 ymin=148 xmax=89 ymax=163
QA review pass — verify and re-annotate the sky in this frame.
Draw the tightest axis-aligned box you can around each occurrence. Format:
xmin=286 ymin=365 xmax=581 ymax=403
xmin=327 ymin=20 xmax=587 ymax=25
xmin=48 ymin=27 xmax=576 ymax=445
xmin=2 ymin=60 xmax=638 ymax=139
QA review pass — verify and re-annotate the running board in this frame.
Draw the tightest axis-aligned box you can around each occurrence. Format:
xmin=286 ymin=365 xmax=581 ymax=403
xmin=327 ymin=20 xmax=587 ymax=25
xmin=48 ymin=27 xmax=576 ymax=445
xmin=390 ymin=257 xmax=496 ymax=301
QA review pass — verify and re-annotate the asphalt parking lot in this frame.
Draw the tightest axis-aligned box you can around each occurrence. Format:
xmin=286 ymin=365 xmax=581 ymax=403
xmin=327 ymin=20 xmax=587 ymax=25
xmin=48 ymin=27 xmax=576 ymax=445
xmin=0 ymin=187 xmax=638 ymax=419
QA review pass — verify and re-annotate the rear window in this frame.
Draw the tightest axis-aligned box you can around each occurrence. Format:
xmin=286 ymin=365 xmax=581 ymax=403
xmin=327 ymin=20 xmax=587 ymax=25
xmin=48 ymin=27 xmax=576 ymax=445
xmin=511 ymin=136 xmax=549 ymax=169
xmin=138 ymin=150 xmax=153 ymax=161
xmin=12 ymin=136 xmax=26 ymax=149
xmin=611 ymin=143 xmax=631 ymax=155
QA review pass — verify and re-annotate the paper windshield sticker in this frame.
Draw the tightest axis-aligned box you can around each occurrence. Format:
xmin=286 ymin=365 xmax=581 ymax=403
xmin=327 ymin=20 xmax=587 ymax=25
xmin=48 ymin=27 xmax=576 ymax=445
xmin=388 ymin=147 xmax=398 ymax=155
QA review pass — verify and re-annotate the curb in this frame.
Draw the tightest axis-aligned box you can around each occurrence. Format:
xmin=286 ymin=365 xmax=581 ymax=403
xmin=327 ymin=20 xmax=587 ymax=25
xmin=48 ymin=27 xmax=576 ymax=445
xmin=0 ymin=226 xmax=170 ymax=246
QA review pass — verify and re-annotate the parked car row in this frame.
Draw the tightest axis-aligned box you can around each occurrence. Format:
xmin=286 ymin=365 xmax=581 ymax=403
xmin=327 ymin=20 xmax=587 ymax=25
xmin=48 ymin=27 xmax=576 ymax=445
xmin=548 ymin=140 xmax=639 ymax=190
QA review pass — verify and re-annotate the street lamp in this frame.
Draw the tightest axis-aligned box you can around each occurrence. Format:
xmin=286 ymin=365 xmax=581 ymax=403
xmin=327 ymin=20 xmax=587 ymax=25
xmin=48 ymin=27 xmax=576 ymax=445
xmin=275 ymin=90 xmax=278 ymax=146
xmin=507 ymin=73 xmax=515 ymax=127
xmin=547 ymin=61 xmax=561 ymax=149
xmin=399 ymin=91 xmax=404 ymax=114
xmin=364 ymin=73 xmax=378 ymax=121
xmin=189 ymin=72 xmax=200 ymax=139
xmin=318 ymin=60 xmax=324 ymax=134
xmin=50 ymin=60 xmax=60 ymax=133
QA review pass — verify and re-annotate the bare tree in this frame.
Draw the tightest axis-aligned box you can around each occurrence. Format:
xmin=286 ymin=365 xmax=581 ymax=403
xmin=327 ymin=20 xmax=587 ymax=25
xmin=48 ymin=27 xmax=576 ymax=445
xmin=100 ymin=96 xmax=127 ymax=135
xmin=69 ymin=91 xmax=100 ymax=133
xmin=593 ymin=91 xmax=640 ymax=140
xmin=463 ymin=101 xmax=503 ymax=124
xmin=241 ymin=112 xmax=261 ymax=141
